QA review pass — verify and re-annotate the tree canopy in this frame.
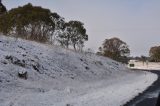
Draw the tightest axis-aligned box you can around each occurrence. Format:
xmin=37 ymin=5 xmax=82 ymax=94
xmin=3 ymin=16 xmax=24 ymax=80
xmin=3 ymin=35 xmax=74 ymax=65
xmin=97 ymin=37 xmax=130 ymax=63
xmin=60 ymin=21 xmax=88 ymax=51
xmin=149 ymin=46 xmax=160 ymax=62
xmin=0 ymin=3 xmax=57 ymax=42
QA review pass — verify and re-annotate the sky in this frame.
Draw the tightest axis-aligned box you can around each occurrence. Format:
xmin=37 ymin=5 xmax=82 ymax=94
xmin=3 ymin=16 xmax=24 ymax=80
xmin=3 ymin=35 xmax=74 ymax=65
xmin=2 ymin=0 xmax=160 ymax=56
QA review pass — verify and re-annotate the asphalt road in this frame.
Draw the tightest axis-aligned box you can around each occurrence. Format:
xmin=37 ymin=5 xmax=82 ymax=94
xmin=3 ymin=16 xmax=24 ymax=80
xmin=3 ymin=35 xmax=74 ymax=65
xmin=124 ymin=70 xmax=160 ymax=106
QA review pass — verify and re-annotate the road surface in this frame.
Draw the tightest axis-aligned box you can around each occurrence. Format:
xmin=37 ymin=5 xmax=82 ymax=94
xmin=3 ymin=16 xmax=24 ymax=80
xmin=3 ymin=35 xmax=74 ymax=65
xmin=124 ymin=70 xmax=160 ymax=106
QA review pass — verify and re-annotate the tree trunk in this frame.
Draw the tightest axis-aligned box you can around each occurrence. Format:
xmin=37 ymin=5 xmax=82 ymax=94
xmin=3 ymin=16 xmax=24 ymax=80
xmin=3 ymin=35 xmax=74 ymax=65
xmin=73 ymin=44 xmax=76 ymax=51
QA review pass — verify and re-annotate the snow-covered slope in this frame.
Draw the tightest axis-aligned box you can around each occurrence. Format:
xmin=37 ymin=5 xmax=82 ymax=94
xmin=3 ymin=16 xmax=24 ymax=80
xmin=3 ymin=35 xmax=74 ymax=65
xmin=0 ymin=35 xmax=157 ymax=106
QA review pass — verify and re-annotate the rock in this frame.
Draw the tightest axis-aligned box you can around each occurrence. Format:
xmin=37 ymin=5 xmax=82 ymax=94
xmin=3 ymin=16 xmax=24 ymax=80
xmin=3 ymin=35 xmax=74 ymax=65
xmin=5 ymin=55 xmax=25 ymax=67
xmin=18 ymin=70 xmax=28 ymax=79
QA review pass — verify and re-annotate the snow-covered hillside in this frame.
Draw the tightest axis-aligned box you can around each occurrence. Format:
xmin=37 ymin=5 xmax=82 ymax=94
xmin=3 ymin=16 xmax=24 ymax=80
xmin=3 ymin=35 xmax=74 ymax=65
xmin=0 ymin=35 xmax=157 ymax=106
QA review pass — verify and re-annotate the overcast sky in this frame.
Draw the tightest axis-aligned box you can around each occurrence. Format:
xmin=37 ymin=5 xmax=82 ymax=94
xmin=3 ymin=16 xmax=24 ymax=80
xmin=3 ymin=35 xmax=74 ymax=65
xmin=2 ymin=0 xmax=160 ymax=56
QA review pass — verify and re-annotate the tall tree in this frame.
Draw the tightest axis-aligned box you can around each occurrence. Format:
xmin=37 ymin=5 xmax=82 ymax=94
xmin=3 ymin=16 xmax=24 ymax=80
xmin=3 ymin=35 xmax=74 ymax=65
xmin=50 ymin=12 xmax=65 ymax=44
xmin=56 ymin=23 xmax=71 ymax=48
xmin=98 ymin=37 xmax=130 ymax=63
xmin=66 ymin=21 xmax=88 ymax=51
xmin=149 ymin=46 xmax=160 ymax=62
xmin=56 ymin=20 xmax=88 ymax=50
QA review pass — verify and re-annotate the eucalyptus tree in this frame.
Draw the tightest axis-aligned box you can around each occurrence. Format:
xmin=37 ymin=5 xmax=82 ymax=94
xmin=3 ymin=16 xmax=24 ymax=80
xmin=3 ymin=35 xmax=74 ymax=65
xmin=98 ymin=37 xmax=130 ymax=63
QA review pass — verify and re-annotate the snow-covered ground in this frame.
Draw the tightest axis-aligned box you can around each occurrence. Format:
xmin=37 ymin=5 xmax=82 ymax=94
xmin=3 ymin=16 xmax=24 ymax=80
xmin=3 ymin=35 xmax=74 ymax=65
xmin=0 ymin=35 xmax=157 ymax=106
xmin=129 ymin=61 xmax=160 ymax=70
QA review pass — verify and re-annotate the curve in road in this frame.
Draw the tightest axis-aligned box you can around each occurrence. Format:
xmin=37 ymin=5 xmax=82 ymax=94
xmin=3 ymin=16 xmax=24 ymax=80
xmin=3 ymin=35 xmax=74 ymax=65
xmin=124 ymin=70 xmax=160 ymax=106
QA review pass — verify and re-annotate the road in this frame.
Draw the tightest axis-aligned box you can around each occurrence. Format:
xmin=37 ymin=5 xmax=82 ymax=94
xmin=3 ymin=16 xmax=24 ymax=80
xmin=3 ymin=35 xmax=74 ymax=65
xmin=124 ymin=70 xmax=160 ymax=106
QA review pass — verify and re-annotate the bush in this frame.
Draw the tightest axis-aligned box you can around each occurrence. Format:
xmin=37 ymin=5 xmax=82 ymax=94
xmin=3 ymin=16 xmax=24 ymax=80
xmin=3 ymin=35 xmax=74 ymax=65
xmin=129 ymin=64 xmax=135 ymax=67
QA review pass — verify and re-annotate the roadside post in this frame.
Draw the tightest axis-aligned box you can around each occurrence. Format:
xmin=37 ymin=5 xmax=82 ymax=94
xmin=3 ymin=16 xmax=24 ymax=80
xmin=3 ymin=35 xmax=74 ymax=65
xmin=146 ymin=60 xmax=149 ymax=68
